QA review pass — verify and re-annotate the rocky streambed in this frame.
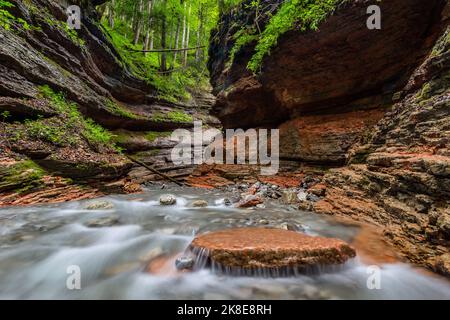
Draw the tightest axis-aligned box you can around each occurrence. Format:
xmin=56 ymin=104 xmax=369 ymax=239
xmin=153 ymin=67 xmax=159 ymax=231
xmin=1 ymin=185 xmax=450 ymax=299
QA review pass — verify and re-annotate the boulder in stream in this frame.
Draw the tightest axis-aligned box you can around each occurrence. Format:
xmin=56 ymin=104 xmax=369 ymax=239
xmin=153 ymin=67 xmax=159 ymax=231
xmin=191 ymin=200 xmax=208 ymax=207
xmin=84 ymin=215 xmax=120 ymax=228
xmin=237 ymin=195 xmax=263 ymax=208
xmin=85 ymin=201 xmax=114 ymax=210
xmin=189 ymin=228 xmax=356 ymax=272
xmin=159 ymin=194 xmax=177 ymax=205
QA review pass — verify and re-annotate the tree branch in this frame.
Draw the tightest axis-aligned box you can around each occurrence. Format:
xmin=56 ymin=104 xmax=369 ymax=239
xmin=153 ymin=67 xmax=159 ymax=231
xmin=127 ymin=45 xmax=206 ymax=53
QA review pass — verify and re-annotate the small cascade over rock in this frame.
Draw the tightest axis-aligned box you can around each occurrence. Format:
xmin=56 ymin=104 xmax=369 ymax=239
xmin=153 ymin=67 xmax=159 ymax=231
xmin=187 ymin=228 xmax=356 ymax=277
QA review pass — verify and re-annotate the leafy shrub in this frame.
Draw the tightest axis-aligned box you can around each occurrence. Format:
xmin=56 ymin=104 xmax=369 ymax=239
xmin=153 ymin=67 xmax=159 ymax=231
xmin=0 ymin=0 xmax=31 ymax=30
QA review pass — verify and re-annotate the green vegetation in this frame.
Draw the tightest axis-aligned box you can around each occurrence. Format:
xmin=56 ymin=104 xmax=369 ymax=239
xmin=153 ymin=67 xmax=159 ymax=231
xmin=151 ymin=110 xmax=193 ymax=123
xmin=229 ymin=0 xmax=345 ymax=72
xmin=1 ymin=110 xmax=10 ymax=121
xmin=0 ymin=0 xmax=31 ymax=30
xmin=43 ymin=16 xmax=85 ymax=47
xmin=83 ymin=118 xmax=115 ymax=146
xmin=35 ymin=85 xmax=116 ymax=149
xmin=100 ymin=0 xmax=241 ymax=102
xmin=24 ymin=117 xmax=72 ymax=146
xmin=146 ymin=131 xmax=172 ymax=141
xmin=0 ymin=160 xmax=45 ymax=193
xmin=105 ymin=99 xmax=141 ymax=119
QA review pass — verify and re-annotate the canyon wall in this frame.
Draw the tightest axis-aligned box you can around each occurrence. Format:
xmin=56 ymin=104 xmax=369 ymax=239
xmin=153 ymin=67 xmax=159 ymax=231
xmin=209 ymin=0 xmax=447 ymax=164
xmin=0 ymin=0 xmax=215 ymax=204
xmin=208 ymin=0 xmax=450 ymax=274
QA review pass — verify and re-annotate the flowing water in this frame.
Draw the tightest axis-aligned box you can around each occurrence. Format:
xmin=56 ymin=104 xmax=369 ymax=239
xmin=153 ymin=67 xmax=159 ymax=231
xmin=0 ymin=185 xmax=449 ymax=300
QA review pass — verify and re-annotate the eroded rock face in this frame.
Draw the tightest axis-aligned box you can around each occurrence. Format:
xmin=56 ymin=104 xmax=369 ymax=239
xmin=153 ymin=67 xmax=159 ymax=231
xmin=189 ymin=228 xmax=356 ymax=270
xmin=0 ymin=0 xmax=216 ymax=187
xmin=279 ymin=109 xmax=385 ymax=164
xmin=313 ymin=25 xmax=450 ymax=272
xmin=209 ymin=0 xmax=447 ymax=163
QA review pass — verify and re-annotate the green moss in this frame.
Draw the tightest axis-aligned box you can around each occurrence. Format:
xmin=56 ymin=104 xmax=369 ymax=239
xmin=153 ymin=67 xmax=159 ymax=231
xmin=36 ymin=7 xmax=85 ymax=47
xmin=228 ymin=27 xmax=258 ymax=66
xmin=105 ymin=99 xmax=141 ymax=119
xmin=145 ymin=131 xmax=172 ymax=142
xmin=0 ymin=160 xmax=45 ymax=193
xmin=111 ymin=131 xmax=129 ymax=144
xmin=24 ymin=117 xmax=74 ymax=146
xmin=133 ymin=149 xmax=161 ymax=158
xmin=229 ymin=0 xmax=345 ymax=72
xmin=40 ymin=54 xmax=72 ymax=77
xmin=167 ymin=111 xmax=193 ymax=123
xmin=0 ymin=0 xmax=31 ymax=31
xmin=152 ymin=111 xmax=193 ymax=123
xmin=101 ymin=21 xmax=201 ymax=103
xmin=420 ymin=83 xmax=432 ymax=100
xmin=83 ymin=118 xmax=115 ymax=145
xmin=36 ymin=85 xmax=117 ymax=149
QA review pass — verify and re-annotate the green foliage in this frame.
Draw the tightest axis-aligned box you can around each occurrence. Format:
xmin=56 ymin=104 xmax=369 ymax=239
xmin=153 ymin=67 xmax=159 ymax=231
xmin=37 ymin=85 xmax=116 ymax=149
xmin=152 ymin=110 xmax=193 ymax=123
xmin=0 ymin=0 xmax=16 ymax=30
xmin=0 ymin=0 xmax=31 ymax=30
xmin=146 ymin=131 xmax=171 ymax=141
xmin=0 ymin=160 xmax=45 ymax=193
xmin=82 ymin=118 xmax=115 ymax=146
xmin=105 ymin=99 xmax=141 ymax=119
xmin=228 ymin=0 xmax=344 ymax=72
xmin=1 ymin=110 xmax=10 ymax=121
xmin=228 ymin=27 xmax=258 ymax=65
xmin=24 ymin=117 xmax=69 ymax=145
xmin=167 ymin=110 xmax=193 ymax=122
xmin=247 ymin=0 xmax=344 ymax=72
xmin=43 ymin=14 xmax=85 ymax=47
xmin=102 ymin=0 xmax=225 ymax=102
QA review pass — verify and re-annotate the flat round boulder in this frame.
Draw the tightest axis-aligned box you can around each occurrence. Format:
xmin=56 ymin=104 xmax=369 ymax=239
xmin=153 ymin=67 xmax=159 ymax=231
xmin=189 ymin=228 xmax=356 ymax=271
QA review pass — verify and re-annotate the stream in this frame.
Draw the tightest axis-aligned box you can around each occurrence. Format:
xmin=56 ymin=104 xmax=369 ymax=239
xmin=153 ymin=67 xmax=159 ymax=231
xmin=0 ymin=185 xmax=449 ymax=300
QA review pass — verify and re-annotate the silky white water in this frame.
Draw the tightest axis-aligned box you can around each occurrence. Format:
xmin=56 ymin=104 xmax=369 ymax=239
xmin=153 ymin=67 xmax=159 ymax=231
xmin=0 ymin=186 xmax=449 ymax=300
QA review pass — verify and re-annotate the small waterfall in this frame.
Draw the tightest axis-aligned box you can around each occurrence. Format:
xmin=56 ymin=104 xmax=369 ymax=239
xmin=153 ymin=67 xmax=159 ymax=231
xmin=186 ymin=245 xmax=353 ymax=278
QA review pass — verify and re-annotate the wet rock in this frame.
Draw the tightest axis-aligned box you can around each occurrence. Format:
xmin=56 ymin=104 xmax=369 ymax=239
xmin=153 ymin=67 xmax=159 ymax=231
xmin=437 ymin=214 xmax=450 ymax=238
xmin=434 ymin=254 xmax=450 ymax=277
xmin=306 ymin=194 xmax=320 ymax=202
xmin=307 ymin=183 xmax=327 ymax=197
xmin=189 ymin=228 xmax=356 ymax=270
xmin=146 ymin=254 xmax=180 ymax=276
xmin=223 ymin=198 xmax=232 ymax=206
xmin=159 ymin=194 xmax=177 ymax=205
xmin=85 ymin=201 xmax=114 ymax=210
xmin=297 ymin=190 xmax=308 ymax=202
xmin=237 ymin=195 xmax=264 ymax=208
xmin=276 ymin=222 xmax=303 ymax=232
xmin=175 ymin=256 xmax=194 ymax=270
xmin=281 ymin=190 xmax=298 ymax=204
xmin=191 ymin=200 xmax=208 ymax=207
xmin=84 ymin=215 xmax=120 ymax=228
xmin=139 ymin=247 xmax=164 ymax=263
xmin=104 ymin=262 xmax=139 ymax=276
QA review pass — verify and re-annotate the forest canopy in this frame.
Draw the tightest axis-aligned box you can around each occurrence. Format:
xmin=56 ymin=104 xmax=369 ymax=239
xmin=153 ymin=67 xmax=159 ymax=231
xmin=98 ymin=0 xmax=242 ymax=103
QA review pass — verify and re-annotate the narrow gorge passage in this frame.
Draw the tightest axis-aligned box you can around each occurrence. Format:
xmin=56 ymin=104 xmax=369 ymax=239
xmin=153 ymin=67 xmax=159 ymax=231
xmin=0 ymin=0 xmax=449 ymax=301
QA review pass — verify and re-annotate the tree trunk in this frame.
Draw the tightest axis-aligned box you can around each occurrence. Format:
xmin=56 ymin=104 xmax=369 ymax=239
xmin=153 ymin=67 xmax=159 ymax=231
xmin=181 ymin=1 xmax=187 ymax=52
xmin=108 ymin=0 xmax=115 ymax=29
xmin=133 ymin=0 xmax=144 ymax=46
xmin=160 ymin=5 xmax=168 ymax=72
xmin=183 ymin=2 xmax=191 ymax=66
xmin=195 ymin=4 xmax=203 ymax=61
xmin=143 ymin=0 xmax=154 ymax=56
xmin=172 ymin=16 xmax=181 ymax=68
xmin=150 ymin=32 xmax=154 ymax=50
